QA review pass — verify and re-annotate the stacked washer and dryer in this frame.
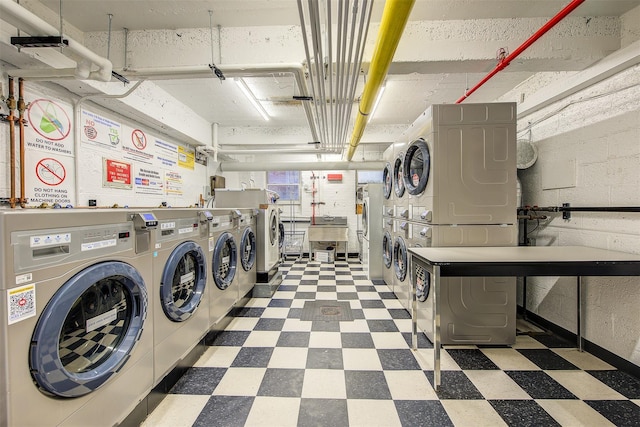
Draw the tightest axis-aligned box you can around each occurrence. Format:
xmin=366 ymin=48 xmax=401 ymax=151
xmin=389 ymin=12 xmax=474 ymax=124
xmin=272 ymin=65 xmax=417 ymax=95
xmin=0 ymin=209 xmax=157 ymax=427
xmin=381 ymin=145 xmax=396 ymax=291
xmin=404 ymin=103 xmax=519 ymax=345
xmin=361 ymin=183 xmax=383 ymax=280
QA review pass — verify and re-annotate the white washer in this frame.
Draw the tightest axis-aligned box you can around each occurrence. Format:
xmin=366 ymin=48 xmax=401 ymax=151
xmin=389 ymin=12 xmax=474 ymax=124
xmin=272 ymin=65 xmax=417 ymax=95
xmin=0 ymin=209 xmax=155 ymax=427
xmin=257 ymin=204 xmax=280 ymax=281
xmin=151 ymin=208 xmax=210 ymax=385
xmin=410 ymin=224 xmax=518 ymax=346
xmin=402 ymin=103 xmax=517 ymax=226
xmin=361 ymin=183 xmax=383 ymax=280
xmin=236 ymin=208 xmax=258 ymax=300
xmin=208 ymin=210 xmax=239 ymax=330
xmin=392 ymin=218 xmax=411 ymax=310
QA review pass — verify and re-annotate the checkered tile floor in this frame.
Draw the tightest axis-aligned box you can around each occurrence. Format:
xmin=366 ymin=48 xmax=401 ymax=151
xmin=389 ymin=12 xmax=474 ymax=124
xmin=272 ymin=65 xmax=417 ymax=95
xmin=142 ymin=259 xmax=640 ymax=427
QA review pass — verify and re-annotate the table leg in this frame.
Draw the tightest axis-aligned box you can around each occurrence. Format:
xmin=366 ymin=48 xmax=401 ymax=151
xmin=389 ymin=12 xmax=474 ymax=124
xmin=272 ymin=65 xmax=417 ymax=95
xmin=577 ymin=276 xmax=583 ymax=352
xmin=411 ymin=257 xmax=417 ymax=350
xmin=433 ymin=265 xmax=441 ymax=391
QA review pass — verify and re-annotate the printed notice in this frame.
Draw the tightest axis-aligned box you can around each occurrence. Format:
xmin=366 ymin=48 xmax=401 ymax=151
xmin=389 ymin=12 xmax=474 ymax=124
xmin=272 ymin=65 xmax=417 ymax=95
xmin=154 ymin=138 xmax=178 ymax=168
xmin=103 ymin=158 xmax=133 ymax=189
xmin=86 ymin=308 xmax=118 ymax=333
xmin=81 ymin=109 xmax=122 ymax=150
xmin=134 ymin=165 xmax=164 ymax=195
xmin=122 ymin=124 xmax=154 ymax=164
xmin=165 ymin=171 xmax=183 ymax=196
xmin=25 ymin=93 xmax=74 ymax=156
xmin=8 ymin=284 xmax=36 ymax=325
xmin=178 ymin=145 xmax=195 ymax=170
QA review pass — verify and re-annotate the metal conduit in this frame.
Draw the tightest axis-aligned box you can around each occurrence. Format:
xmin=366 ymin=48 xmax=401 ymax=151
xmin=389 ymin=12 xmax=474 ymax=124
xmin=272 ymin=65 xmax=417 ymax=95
xmin=346 ymin=0 xmax=415 ymax=161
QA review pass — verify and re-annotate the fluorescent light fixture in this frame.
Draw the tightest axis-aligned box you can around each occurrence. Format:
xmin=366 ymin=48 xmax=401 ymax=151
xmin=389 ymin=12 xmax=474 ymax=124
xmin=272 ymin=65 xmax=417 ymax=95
xmin=235 ymin=78 xmax=270 ymax=121
xmin=368 ymin=81 xmax=386 ymax=123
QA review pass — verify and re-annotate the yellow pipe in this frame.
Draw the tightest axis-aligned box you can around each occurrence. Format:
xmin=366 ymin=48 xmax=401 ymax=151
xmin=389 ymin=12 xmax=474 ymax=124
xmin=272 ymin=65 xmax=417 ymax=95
xmin=346 ymin=0 xmax=415 ymax=161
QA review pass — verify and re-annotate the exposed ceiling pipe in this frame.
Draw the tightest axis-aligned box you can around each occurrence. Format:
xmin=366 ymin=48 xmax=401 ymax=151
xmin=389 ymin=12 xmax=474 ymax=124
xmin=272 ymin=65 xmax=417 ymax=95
xmin=218 ymin=148 xmax=323 ymax=155
xmin=0 ymin=0 xmax=113 ymax=82
xmin=121 ymin=63 xmax=319 ymax=144
xmin=219 ymin=161 xmax=385 ymax=172
xmin=345 ymin=0 xmax=415 ymax=161
xmin=455 ymin=0 xmax=586 ymax=103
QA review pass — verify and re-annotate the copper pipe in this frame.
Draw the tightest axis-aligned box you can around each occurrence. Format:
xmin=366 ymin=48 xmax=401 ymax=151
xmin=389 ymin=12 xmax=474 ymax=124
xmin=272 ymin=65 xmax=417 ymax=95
xmin=6 ymin=76 xmax=16 ymax=208
xmin=18 ymin=78 xmax=26 ymax=207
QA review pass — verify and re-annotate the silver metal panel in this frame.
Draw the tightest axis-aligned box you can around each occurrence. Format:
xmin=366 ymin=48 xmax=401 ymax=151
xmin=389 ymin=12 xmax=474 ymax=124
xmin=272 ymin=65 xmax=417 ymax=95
xmin=207 ymin=211 xmax=239 ymax=327
xmin=236 ymin=208 xmax=257 ymax=299
xmin=363 ymin=183 xmax=384 ymax=280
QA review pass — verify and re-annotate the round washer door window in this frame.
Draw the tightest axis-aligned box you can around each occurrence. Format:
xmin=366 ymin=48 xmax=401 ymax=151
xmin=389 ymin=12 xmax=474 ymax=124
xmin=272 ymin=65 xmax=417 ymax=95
xmin=160 ymin=241 xmax=206 ymax=322
xmin=403 ymin=138 xmax=431 ymax=196
xmin=278 ymin=222 xmax=285 ymax=250
xmin=362 ymin=200 xmax=369 ymax=238
xmin=241 ymin=227 xmax=257 ymax=271
xmin=269 ymin=210 xmax=278 ymax=246
xmin=415 ymin=262 xmax=431 ymax=303
xmin=393 ymin=237 xmax=408 ymax=281
xmin=30 ymin=261 xmax=147 ymax=397
xmin=213 ymin=232 xmax=237 ymax=290
xmin=394 ymin=154 xmax=405 ymax=198
xmin=382 ymin=163 xmax=393 ymax=200
xmin=382 ymin=231 xmax=392 ymax=269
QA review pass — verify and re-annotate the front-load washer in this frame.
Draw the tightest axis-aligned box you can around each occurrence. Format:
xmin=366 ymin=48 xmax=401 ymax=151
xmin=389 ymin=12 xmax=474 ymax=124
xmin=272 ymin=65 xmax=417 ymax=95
xmin=151 ymin=208 xmax=210 ymax=385
xmin=393 ymin=142 xmax=410 ymax=223
xmin=392 ymin=219 xmax=411 ymax=310
xmin=257 ymin=204 xmax=280 ymax=281
xmin=237 ymin=208 xmax=258 ymax=300
xmin=208 ymin=210 xmax=239 ymax=330
xmin=402 ymin=103 xmax=517 ymax=226
xmin=0 ymin=209 xmax=156 ymax=427
xmin=409 ymin=222 xmax=518 ymax=345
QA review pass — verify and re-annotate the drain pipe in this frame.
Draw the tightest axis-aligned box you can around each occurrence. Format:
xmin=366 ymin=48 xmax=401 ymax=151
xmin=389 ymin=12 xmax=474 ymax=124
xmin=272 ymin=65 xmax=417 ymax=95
xmin=0 ymin=0 xmax=113 ymax=82
xmin=456 ymin=0 xmax=585 ymax=103
xmin=5 ymin=77 xmax=17 ymax=208
xmin=18 ymin=78 xmax=27 ymax=207
xmin=345 ymin=0 xmax=415 ymax=161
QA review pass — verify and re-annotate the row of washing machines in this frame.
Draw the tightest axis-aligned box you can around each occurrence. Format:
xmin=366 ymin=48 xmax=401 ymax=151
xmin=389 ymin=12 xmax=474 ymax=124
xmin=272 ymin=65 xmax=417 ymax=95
xmin=380 ymin=102 xmax=519 ymax=346
xmin=0 ymin=206 xmax=272 ymax=427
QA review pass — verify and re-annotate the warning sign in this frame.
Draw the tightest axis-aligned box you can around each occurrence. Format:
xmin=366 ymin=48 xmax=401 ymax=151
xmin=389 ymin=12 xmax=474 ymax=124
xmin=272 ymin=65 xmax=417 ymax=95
xmin=81 ymin=109 xmax=122 ymax=150
xmin=178 ymin=146 xmax=195 ymax=170
xmin=103 ymin=158 xmax=133 ymax=189
xmin=26 ymin=150 xmax=75 ymax=206
xmin=122 ymin=124 xmax=154 ymax=164
xmin=8 ymin=284 xmax=36 ymax=325
xmin=165 ymin=171 xmax=183 ymax=196
xmin=25 ymin=93 xmax=74 ymax=156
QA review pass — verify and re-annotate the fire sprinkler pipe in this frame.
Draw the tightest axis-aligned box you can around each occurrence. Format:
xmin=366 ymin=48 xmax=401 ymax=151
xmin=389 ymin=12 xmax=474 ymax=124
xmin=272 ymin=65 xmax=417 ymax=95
xmin=18 ymin=78 xmax=26 ymax=207
xmin=6 ymin=77 xmax=17 ymax=208
xmin=346 ymin=0 xmax=415 ymax=161
xmin=455 ymin=0 xmax=586 ymax=103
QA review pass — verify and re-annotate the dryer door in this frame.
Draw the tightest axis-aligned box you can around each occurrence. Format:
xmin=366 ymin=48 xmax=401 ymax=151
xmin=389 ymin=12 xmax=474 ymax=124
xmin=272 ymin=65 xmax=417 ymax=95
xmin=213 ymin=232 xmax=237 ymax=290
xmin=393 ymin=236 xmax=408 ymax=281
xmin=415 ymin=256 xmax=431 ymax=303
xmin=382 ymin=231 xmax=392 ymax=269
xmin=240 ymin=227 xmax=257 ymax=271
xmin=393 ymin=154 xmax=405 ymax=198
xmin=269 ymin=210 xmax=278 ymax=246
xmin=30 ymin=261 xmax=148 ymax=397
xmin=160 ymin=241 xmax=207 ymax=322
xmin=362 ymin=199 xmax=369 ymax=238
xmin=382 ymin=162 xmax=393 ymax=200
xmin=403 ymin=138 xmax=431 ymax=196
xmin=278 ymin=222 xmax=285 ymax=251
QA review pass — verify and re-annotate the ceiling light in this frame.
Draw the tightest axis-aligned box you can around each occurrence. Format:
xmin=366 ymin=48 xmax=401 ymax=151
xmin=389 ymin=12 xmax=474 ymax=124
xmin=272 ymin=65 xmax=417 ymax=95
xmin=235 ymin=78 xmax=269 ymax=121
xmin=368 ymin=81 xmax=386 ymax=123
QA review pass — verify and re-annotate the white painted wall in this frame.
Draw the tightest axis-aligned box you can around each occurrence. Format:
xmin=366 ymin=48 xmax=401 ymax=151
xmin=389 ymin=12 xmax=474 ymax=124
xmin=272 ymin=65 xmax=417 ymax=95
xmin=503 ymin=61 xmax=640 ymax=365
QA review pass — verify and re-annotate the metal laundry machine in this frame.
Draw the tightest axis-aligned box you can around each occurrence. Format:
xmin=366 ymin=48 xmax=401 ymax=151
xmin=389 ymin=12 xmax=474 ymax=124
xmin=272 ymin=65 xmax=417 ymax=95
xmin=0 ymin=209 xmax=157 ymax=427
xmin=392 ymin=218 xmax=412 ymax=311
xmin=236 ymin=208 xmax=258 ymax=300
xmin=362 ymin=183 xmax=384 ymax=280
xmin=409 ymin=224 xmax=518 ymax=345
xmin=151 ymin=208 xmax=211 ymax=385
xmin=208 ymin=210 xmax=240 ymax=330
xmin=381 ymin=145 xmax=395 ymax=290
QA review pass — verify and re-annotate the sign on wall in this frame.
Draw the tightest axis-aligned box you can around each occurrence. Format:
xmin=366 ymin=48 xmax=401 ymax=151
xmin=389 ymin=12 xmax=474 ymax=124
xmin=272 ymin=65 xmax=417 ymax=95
xmin=165 ymin=171 xmax=183 ymax=196
xmin=25 ymin=96 xmax=74 ymax=156
xmin=103 ymin=158 xmax=133 ymax=189
xmin=81 ymin=109 xmax=122 ymax=151
xmin=134 ymin=165 xmax=164 ymax=195
xmin=25 ymin=152 xmax=75 ymax=206
xmin=178 ymin=146 xmax=195 ymax=170
xmin=154 ymin=138 xmax=178 ymax=168
xmin=122 ymin=124 xmax=154 ymax=164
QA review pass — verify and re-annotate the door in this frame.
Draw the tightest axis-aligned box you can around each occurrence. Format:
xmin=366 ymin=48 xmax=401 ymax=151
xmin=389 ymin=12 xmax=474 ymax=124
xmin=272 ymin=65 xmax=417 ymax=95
xmin=213 ymin=232 xmax=237 ymax=290
xmin=269 ymin=210 xmax=278 ymax=246
xmin=160 ymin=241 xmax=207 ymax=322
xmin=403 ymin=138 xmax=431 ymax=196
xmin=382 ymin=163 xmax=393 ymax=200
xmin=30 ymin=261 xmax=148 ymax=397
xmin=240 ymin=227 xmax=257 ymax=271
xmin=393 ymin=154 xmax=405 ymax=198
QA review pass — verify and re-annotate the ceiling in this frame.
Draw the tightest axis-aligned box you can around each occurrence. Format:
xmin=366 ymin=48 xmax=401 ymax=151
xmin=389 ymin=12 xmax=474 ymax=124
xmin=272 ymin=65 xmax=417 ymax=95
xmin=4 ymin=0 xmax=640 ymax=162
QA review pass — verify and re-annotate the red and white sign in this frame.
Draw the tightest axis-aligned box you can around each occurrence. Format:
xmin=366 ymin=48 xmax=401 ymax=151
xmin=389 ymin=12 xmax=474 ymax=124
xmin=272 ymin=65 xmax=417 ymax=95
xmin=103 ymin=158 xmax=132 ymax=189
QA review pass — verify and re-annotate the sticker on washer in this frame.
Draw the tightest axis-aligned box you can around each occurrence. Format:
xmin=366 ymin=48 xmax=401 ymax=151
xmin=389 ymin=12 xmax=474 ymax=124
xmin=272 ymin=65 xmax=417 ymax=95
xmin=161 ymin=222 xmax=176 ymax=230
xmin=86 ymin=308 xmax=118 ymax=333
xmin=180 ymin=271 xmax=195 ymax=285
xmin=222 ymin=256 xmax=230 ymax=264
xmin=178 ymin=226 xmax=194 ymax=234
xmin=7 ymin=284 xmax=36 ymax=325
xmin=30 ymin=233 xmax=71 ymax=247
xmin=15 ymin=272 xmax=33 ymax=285
xmin=81 ymin=238 xmax=117 ymax=251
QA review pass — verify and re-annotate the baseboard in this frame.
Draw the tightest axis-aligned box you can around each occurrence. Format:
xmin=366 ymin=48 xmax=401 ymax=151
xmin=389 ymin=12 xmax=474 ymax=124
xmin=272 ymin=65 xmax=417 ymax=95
xmin=521 ymin=308 xmax=639 ymax=379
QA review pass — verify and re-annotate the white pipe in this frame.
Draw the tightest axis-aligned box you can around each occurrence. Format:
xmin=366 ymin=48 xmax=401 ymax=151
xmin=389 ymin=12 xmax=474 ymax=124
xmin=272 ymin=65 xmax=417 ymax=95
xmin=219 ymin=161 xmax=385 ymax=172
xmin=0 ymin=0 xmax=112 ymax=82
xmin=212 ymin=122 xmax=219 ymax=162
xmin=219 ymin=148 xmax=324 ymax=154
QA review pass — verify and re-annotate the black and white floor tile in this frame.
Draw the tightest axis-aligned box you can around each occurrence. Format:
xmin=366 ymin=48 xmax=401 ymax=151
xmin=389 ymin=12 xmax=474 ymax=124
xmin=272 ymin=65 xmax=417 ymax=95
xmin=143 ymin=259 xmax=640 ymax=427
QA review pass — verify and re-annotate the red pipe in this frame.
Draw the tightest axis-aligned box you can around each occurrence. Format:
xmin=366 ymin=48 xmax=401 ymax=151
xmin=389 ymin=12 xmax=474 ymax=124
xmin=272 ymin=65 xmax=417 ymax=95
xmin=456 ymin=0 xmax=586 ymax=103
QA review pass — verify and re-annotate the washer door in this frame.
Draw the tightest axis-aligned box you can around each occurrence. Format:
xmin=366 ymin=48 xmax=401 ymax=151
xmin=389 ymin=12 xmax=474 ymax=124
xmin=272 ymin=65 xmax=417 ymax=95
xmin=160 ymin=241 xmax=206 ymax=322
xmin=278 ymin=222 xmax=285 ymax=250
xmin=382 ymin=162 xmax=392 ymax=200
xmin=393 ymin=236 xmax=408 ymax=281
xmin=415 ymin=261 xmax=431 ymax=303
xmin=382 ymin=231 xmax=392 ymax=269
xmin=362 ymin=200 xmax=369 ymax=238
xmin=403 ymin=138 xmax=431 ymax=196
xmin=240 ymin=227 xmax=257 ymax=271
xmin=269 ymin=210 xmax=278 ymax=246
xmin=213 ymin=232 xmax=237 ymax=290
xmin=30 ymin=261 xmax=147 ymax=397
xmin=393 ymin=154 xmax=405 ymax=198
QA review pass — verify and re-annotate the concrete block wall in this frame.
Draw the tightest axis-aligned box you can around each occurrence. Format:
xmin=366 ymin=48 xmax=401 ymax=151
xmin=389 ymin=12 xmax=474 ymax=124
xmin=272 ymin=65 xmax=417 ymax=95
xmin=514 ymin=71 xmax=640 ymax=366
